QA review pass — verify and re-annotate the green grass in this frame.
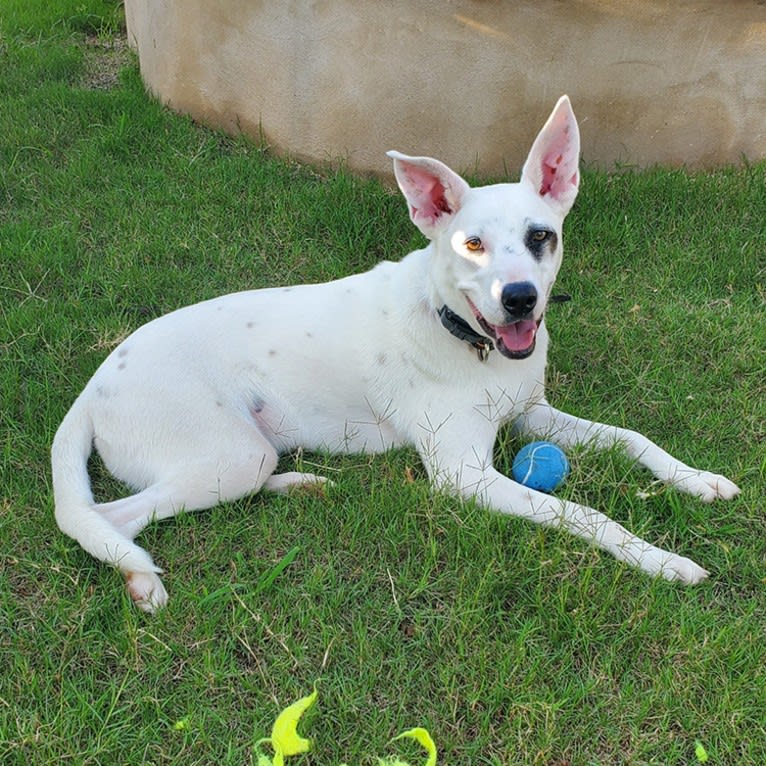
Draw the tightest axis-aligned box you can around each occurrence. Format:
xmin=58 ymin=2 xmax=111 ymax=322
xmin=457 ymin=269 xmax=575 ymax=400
xmin=1 ymin=2 xmax=765 ymax=764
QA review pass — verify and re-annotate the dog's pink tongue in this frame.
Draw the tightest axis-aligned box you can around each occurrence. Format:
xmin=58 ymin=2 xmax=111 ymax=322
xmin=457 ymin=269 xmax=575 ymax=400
xmin=496 ymin=320 xmax=537 ymax=351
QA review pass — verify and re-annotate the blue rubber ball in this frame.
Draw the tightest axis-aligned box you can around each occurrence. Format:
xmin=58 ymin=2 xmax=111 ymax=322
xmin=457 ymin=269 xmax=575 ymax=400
xmin=512 ymin=441 xmax=569 ymax=493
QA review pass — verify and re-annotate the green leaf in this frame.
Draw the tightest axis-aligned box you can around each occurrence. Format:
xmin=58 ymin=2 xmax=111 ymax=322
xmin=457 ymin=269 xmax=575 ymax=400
xmin=255 ymin=546 xmax=301 ymax=593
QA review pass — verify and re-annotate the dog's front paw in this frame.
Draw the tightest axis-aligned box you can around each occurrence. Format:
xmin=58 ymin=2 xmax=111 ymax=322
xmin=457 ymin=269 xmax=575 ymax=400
xmin=673 ymin=470 xmax=741 ymax=503
xmin=125 ymin=571 xmax=168 ymax=613
xmin=646 ymin=550 xmax=709 ymax=585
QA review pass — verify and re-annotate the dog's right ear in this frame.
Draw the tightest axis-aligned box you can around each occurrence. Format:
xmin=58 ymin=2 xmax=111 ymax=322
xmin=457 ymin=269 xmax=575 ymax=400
xmin=520 ymin=95 xmax=580 ymax=216
xmin=387 ymin=151 xmax=470 ymax=239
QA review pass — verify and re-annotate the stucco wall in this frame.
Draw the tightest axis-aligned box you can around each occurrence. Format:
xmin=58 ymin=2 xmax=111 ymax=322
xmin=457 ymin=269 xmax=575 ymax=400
xmin=124 ymin=0 xmax=766 ymax=176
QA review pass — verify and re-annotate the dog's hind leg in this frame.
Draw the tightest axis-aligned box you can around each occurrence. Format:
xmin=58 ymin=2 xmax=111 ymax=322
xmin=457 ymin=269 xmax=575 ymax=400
xmin=98 ymin=429 xmax=280 ymax=611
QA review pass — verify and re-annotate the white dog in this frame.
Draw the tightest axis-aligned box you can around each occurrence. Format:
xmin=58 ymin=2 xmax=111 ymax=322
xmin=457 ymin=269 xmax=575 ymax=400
xmin=52 ymin=96 xmax=740 ymax=612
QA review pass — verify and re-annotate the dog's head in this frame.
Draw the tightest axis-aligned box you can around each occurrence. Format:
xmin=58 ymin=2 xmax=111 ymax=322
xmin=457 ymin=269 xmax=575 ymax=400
xmin=388 ymin=95 xmax=580 ymax=360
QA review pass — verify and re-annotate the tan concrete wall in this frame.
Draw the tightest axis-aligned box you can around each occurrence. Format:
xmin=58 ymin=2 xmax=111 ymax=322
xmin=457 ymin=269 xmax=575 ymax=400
xmin=124 ymin=0 xmax=766 ymax=176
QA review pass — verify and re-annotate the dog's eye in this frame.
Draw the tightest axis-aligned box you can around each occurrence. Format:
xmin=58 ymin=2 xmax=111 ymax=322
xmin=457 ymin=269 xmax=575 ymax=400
xmin=465 ymin=237 xmax=483 ymax=252
xmin=530 ymin=229 xmax=550 ymax=242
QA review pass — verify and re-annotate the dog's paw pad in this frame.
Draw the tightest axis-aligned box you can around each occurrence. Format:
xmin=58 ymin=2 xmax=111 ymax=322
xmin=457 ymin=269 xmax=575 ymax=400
xmin=126 ymin=571 xmax=168 ymax=613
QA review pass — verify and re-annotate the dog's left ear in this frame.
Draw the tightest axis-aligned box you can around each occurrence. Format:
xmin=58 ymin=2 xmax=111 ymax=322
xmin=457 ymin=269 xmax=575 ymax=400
xmin=521 ymin=95 xmax=581 ymax=216
xmin=387 ymin=151 xmax=470 ymax=239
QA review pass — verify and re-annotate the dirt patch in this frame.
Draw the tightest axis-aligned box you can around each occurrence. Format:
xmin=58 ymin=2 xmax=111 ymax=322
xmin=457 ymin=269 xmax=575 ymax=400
xmin=81 ymin=33 xmax=133 ymax=90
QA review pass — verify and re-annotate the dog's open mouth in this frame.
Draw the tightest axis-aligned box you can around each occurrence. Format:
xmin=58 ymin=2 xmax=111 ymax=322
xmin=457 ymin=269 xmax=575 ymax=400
xmin=466 ymin=298 xmax=541 ymax=359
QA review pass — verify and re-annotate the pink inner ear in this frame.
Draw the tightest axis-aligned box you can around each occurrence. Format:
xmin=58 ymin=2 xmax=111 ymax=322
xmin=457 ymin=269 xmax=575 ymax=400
xmin=540 ymin=152 xmax=562 ymax=196
xmin=540 ymin=150 xmax=577 ymax=199
xmin=404 ymin=165 xmax=452 ymax=224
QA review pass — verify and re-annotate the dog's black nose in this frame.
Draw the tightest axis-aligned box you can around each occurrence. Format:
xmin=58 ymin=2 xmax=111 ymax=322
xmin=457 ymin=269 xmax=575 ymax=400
xmin=501 ymin=281 xmax=538 ymax=319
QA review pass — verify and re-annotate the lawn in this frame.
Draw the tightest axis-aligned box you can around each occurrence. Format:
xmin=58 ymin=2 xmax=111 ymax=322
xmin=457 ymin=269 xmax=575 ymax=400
xmin=1 ymin=2 xmax=764 ymax=764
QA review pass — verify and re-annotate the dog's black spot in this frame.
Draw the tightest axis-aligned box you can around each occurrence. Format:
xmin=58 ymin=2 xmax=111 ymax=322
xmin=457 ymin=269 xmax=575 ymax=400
xmin=268 ymin=349 xmax=277 ymax=357
xmin=306 ymin=331 xmax=313 ymax=338
xmin=117 ymin=347 xmax=129 ymax=358
xmin=524 ymin=226 xmax=557 ymax=260
xmin=251 ymin=395 xmax=265 ymax=414
xmin=381 ymin=309 xmax=389 ymax=317
xmin=282 ymin=287 xmax=293 ymax=293
xmin=246 ymin=321 xmax=255 ymax=329
xmin=118 ymin=362 xmax=126 ymax=371
xmin=377 ymin=353 xmax=387 ymax=366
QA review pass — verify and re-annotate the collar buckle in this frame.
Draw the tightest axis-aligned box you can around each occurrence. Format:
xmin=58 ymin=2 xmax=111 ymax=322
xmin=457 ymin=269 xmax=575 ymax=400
xmin=475 ymin=341 xmax=491 ymax=362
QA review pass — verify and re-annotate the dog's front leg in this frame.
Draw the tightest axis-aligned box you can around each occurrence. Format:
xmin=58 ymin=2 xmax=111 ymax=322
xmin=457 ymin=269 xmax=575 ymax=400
xmin=517 ymin=401 xmax=740 ymax=502
xmin=418 ymin=419 xmax=709 ymax=583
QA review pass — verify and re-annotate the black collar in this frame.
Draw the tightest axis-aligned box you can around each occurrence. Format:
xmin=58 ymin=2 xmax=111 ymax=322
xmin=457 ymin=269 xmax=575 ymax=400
xmin=438 ymin=304 xmax=493 ymax=361
xmin=437 ymin=294 xmax=571 ymax=363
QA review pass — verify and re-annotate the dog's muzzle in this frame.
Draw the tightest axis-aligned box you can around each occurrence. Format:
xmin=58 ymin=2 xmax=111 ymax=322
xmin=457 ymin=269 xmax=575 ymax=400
xmin=440 ymin=288 xmax=569 ymax=362
xmin=467 ymin=286 xmax=540 ymax=360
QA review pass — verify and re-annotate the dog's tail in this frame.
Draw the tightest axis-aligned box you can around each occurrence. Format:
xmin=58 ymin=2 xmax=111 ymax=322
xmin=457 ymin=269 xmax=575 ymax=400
xmin=51 ymin=401 xmax=161 ymax=575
